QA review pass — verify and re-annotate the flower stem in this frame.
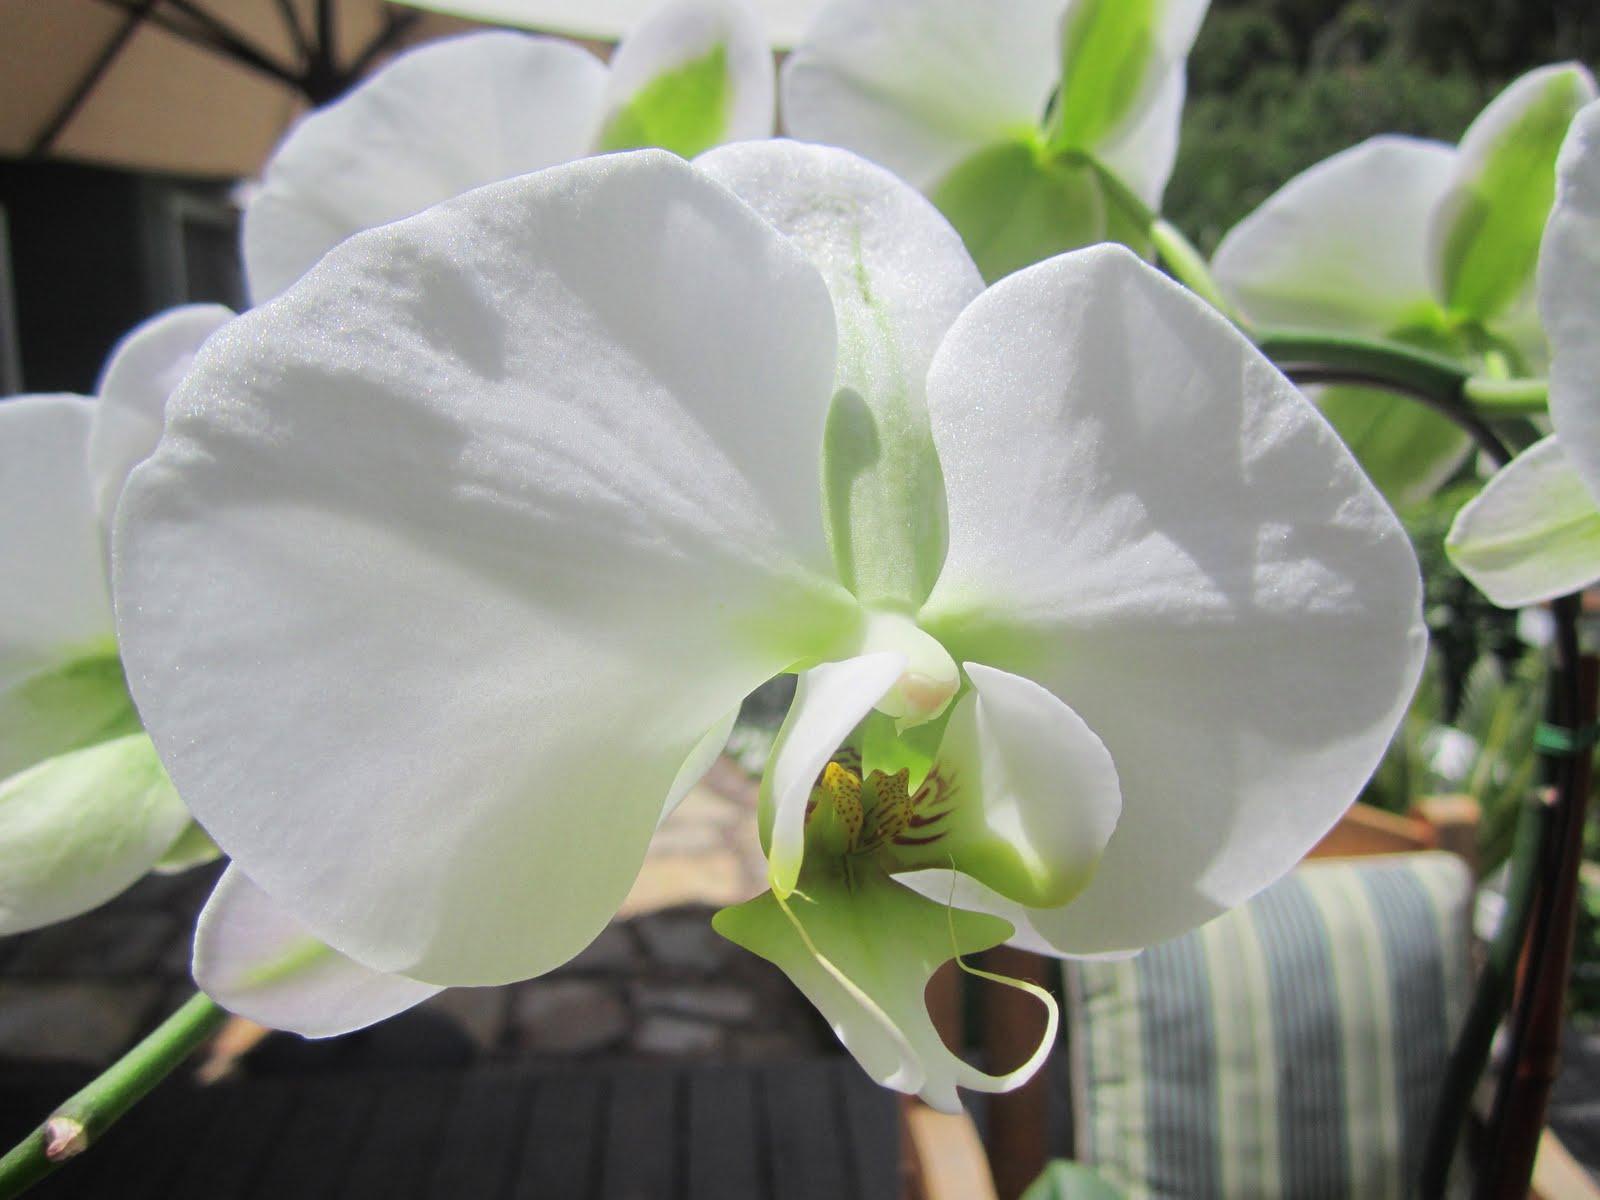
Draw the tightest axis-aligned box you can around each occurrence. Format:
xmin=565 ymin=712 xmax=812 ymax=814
xmin=1150 ymin=218 xmax=1233 ymax=318
xmin=0 ymin=991 xmax=226 ymax=1199
xmin=1462 ymin=375 xmax=1549 ymax=414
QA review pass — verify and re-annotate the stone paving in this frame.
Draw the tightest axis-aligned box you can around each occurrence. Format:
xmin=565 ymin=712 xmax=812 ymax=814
xmin=0 ymin=717 xmax=833 ymax=1075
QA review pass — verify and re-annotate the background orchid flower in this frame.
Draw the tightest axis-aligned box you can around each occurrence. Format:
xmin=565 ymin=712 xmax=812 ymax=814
xmin=1214 ymin=64 xmax=1598 ymax=507
xmin=392 ymin=0 xmax=819 ymax=48
xmin=243 ymin=0 xmax=774 ymax=301
xmin=115 ymin=144 xmax=1423 ymax=1105
xmin=0 ymin=305 xmax=232 ymax=935
xmin=1448 ymin=100 xmax=1600 ymax=608
xmin=780 ymin=0 xmax=1210 ymax=283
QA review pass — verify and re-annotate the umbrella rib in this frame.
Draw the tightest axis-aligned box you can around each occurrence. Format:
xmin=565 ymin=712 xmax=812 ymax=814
xmin=88 ymin=0 xmax=305 ymax=90
xmin=30 ymin=0 xmax=158 ymax=154
xmin=272 ymin=0 xmax=312 ymax=65
xmin=347 ymin=9 xmax=422 ymax=78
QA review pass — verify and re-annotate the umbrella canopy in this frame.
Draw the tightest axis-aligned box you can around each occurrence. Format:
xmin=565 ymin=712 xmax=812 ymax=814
xmin=395 ymin=0 xmax=823 ymax=49
xmin=0 ymin=0 xmax=471 ymax=177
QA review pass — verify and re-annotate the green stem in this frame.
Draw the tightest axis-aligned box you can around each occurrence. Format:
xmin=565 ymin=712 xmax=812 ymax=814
xmin=1150 ymin=218 xmax=1233 ymax=318
xmin=1463 ymin=375 xmax=1549 ymax=414
xmin=0 ymin=992 xmax=225 ymax=1199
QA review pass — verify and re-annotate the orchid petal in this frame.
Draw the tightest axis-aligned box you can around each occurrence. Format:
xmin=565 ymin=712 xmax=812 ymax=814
xmin=1542 ymin=100 xmax=1600 ymax=506
xmin=116 ymin=152 xmax=859 ymax=986
xmin=1429 ymin=63 xmax=1597 ymax=321
xmin=0 ymin=396 xmax=131 ymax=776
xmin=659 ymin=708 xmax=739 ymax=825
xmin=1214 ymin=136 xmax=1458 ymax=335
xmin=698 ymin=139 xmax=981 ymax=606
xmin=760 ymin=652 xmax=905 ymax=897
xmin=195 ymin=866 xmax=441 ymax=1037
xmin=88 ymin=305 xmax=233 ymax=536
xmin=780 ymin=0 xmax=1060 ymax=191
xmin=714 ymin=870 xmax=1054 ymax=1112
xmin=242 ymin=32 xmax=608 ymax=302
xmin=1315 ymin=384 xmax=1472 ymax=509
xmin=920 ymin=246 xmax=1425 ymax=955
xmin=1049 ymin=0 xmax=1207 ymax=198
xmin=1446 ymin=437 xmax=1600 ymax=608
xmin=0 ymin=733 xmax=190 ymax=935
xmin=897 ymin=663 xmax=1120 ymax=909
xmin=597 ymin=0 xmax=774 ymax=157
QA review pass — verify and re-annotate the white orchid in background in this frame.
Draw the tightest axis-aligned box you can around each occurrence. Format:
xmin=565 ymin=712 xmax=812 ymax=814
xmin=244 ymin=0 xmax=773 ymax=301
xmin=1448 ymin=100 xmax=1600 ymax=608
xmin=1214 ymin=64 xmax=1598 ymax=508
xmin=0 ymin=306 xmax=232 ymax=935
xmin=780 ymin=0 xmax=1209 ymax=283
xmin=116 ymin=144 xmax=1423 ymax=1107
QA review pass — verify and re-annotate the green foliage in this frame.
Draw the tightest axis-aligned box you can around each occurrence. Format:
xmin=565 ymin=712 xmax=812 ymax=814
xmin=1022 ymin=1161 xmax=1127 ymax=1200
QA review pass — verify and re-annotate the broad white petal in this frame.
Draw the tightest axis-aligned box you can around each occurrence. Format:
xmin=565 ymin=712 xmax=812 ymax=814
xmin=89 ymin=305 xmax=233 ymax=534
xmin=1214 ymin=136 xmax=1458 ymax=334
xmin=1095 ymin=60 xmax=1185 ymax=210
xmin=0 ymin=734 xmax=190 ymax=935
xmin=760 ymin=652 xmax=905 ymax=896
xmin=1446 ymin=436 xmax=1600 ymax=608
xmin=195 ymin=866 xmax=442 ymax=1038
xmin=920 ymin=246 xmax=1425 ymax=955
xmin=597 ymin=0 xmax=775 ymax=156
xmin=697 ymin=139 xmax=982 ymax=606
xmin=117 ymin=152 xmax=858 ymax=986
xmin=0 ymin=396 xmax=114 ymax=694
xmin=780 ymin=0 xmax=1061 ymax=190
xmin=1429 ymin=63 xmax=1597 ymax=321
xmin=242 ymin=33 xmax=608 ymax=302
xmin=898 ymin=663 xmax=1120 ymax=909
xmin=1543 ymin=100 xmax=1600 ymax=506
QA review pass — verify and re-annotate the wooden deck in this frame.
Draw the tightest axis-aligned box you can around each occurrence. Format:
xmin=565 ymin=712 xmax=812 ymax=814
xmin=1 ymin=1058 xmax=903 ymax=1199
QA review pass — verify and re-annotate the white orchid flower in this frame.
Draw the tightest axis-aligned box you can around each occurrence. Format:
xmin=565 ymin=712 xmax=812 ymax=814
xmin=1448 ymin=100 xmax=1600 ymax=608
xmin=245 ymin=0 xmax=774 ymax=302
xmin=115 ymin=144 xmax=1424 ymax=1106
xmin=1214 ymin=64 xmax=1598 ymax=507
xmin=780 ymin=0 xmax=1210 ymax=283
xmin=0 ymin=306 xmax=233 ymax=935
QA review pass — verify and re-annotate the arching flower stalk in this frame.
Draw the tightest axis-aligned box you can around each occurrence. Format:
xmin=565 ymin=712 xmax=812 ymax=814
xmin=115 ymin=144 xmax=1424 ymax=1105
xmin=781 ymin=0 xmax=1211 ymax=282
xmin=0 ymin=306 xmax=231 ymax=934
xmin=1448 ymin=100 xmax=1600 ymax=606
xmin=244 ymin=0 xmax=774 ymax=301
xmin=1214 ymin=65 xmax=1597 ymax=507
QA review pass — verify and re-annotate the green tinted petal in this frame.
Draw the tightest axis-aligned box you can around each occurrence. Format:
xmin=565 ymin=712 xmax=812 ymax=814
xmin=0 ymin=642 xmax=140 ymax=780
xmin=597 ymin=44 xmax=732 ymax=157
xmin=931 ymin=140 xmax=1139 ymax=282
xmin=1447 ymin=435 xmax=1600 ymax=607
xmin=0 ymin=733 xmax=191 ymax=934
xmin=1432 ymin=64 xmax=1597 ymax=320
xmin=1316 ymin=385 xmax=1472 ymax=510
xmin=714 ymin=867 xmax=1054 ymax=1112
xmin=1049 ymin=0 xmax=1159 ymax=154
xmin=154 ymin=820 xmax=223 ymax=874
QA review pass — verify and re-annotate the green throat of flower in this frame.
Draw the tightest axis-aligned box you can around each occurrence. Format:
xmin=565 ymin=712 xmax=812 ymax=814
xmin=805 ymin=758 xmax=954 ymax=884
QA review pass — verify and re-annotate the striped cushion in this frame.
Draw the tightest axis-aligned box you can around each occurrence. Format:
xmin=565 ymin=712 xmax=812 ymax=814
xmin=1066 ymin=852 xmax=1474 ymax=1199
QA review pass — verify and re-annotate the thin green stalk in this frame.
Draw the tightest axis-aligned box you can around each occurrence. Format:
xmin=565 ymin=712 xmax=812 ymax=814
xmin=1150 ymin=218 xmax=1233 ymax=318
xmin=1463 ymin=375 xmax=1549 ymax=415
xmin=0 ymin=992 xmax=225 ymax=1199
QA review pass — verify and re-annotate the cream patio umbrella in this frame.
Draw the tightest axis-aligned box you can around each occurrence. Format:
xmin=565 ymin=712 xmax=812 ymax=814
xmin=0 ymin=0 xmax=471 ymax=177
xmin=394 ymin=0 xmax=821 ymax=48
